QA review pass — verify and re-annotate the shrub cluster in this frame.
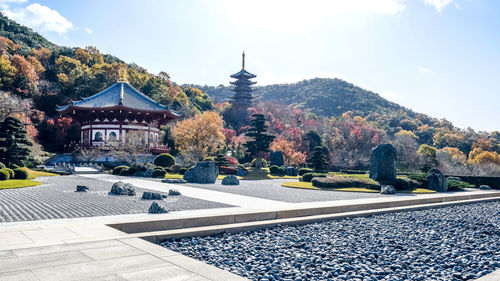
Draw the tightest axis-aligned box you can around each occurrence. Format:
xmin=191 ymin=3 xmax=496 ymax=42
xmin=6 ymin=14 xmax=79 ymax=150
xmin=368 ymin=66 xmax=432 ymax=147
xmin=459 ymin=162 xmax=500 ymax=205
xmin=167 ymin=164 xmax=182 ymax=174
xmin=298 ymin=168 xmax=313 ymax=176
xmin=179 ymin=167 xmax=189 ymax=174
xmin=301 ymin=173 xmax=327 ymax=182
xmin=152 ymin=167 xmax=167 ymax=178
xmin=269 ymin=165 xmax=286 ymax=176
xmin=4 ymin=168 xmax=14 ymax=179
xmin=251 ymin=158 xmax=268 ymax=168
xmin=311 ymin=176 xmax=380 ymax=189
xmin=219 ymin=166 xmax=238 ymax=175
xmin=0 ymin=169 xmax=10 ymax=180
xmin=112 ymin=165 xmax=128 ymax=175
xmin=447 ymin=179 xmax=474 ymax=191
xmin=13 ymin=168 xmax=28 ymax=179
xmin=154 ymin=153 xmax=175 ymax=168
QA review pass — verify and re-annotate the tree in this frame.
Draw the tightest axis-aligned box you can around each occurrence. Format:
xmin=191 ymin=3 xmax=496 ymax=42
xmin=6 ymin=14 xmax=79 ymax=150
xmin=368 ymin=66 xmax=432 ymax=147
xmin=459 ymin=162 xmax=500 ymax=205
xmin=214 ymin=153 xmax=229 ymax=167
xmin=172 ymin=111 xmax=225 ymax=164
xmin=0 ymin=55 xmax=16 ymax=89
xmin=10 ymin=54 xmax=38 ymax=92
xmin=307 ymin=146 xmax=329 ymax=172
xmin=303 ymin=129 xmax=322 ymax=152
xmin=108 ymin=130 xmax=151 ymax=165
xmin=243 ymin=114 xmax=276 ymax=169
xmin=0 ymin=116 xmax=32 ymax=166
xmin=270 ymin=138 xmax=306 ymax=166
xmin=417 ymin=144 xmax=438 ymax=171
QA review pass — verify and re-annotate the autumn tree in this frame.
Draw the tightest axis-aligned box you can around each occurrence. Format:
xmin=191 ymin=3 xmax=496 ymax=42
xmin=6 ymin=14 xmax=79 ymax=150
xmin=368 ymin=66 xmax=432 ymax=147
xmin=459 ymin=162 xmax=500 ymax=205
xmin=0 ymin=55 xmax=16 ymax=89
xmin=172 ymin=111 xmax=225 ymax=164
xmin=10 ymin=54 xmax=38 ymax=93
xmin=417 ymin=144 xmax=438 ymax=171
xmin=244 ymin=114 xmax=276 ymax=169
xmin=270 ymin=138 xmax=306 ymax=166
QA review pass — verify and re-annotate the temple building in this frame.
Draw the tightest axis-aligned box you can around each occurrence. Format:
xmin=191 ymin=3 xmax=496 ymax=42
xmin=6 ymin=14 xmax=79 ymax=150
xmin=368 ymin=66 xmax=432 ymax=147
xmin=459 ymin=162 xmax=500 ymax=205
xmin=56 ymin=77 xmax=179 ymax=150
xmin=229 ymin=51 xmax=257 ymax=127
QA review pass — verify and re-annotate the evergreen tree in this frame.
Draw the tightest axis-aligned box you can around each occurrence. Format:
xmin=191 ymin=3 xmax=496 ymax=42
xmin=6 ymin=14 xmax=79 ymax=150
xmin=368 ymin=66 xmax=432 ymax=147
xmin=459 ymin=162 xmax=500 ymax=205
xmin=244 ymin=114 xmax=275 ymax=169
xmin=0 ymin=117 xmax=32 ymax=166
xmin=214 ymin=153 xmax=229 ymax=167
xmin=307 ymin=146 xmax=329 ymax=172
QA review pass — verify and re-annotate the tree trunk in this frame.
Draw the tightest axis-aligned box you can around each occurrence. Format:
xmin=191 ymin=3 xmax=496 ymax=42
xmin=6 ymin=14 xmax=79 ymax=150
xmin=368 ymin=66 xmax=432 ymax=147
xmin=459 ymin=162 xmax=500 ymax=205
xmin=255 ymin=157 xmax=263 ymax=169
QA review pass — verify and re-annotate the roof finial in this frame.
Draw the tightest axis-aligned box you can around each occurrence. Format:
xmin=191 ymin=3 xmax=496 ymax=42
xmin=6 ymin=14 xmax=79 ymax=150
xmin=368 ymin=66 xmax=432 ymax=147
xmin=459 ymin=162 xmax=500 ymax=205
xmin=242 ymin=51 xmax=245 ymax=69
xmin=118 ymin=67 xmax=128 ymax=82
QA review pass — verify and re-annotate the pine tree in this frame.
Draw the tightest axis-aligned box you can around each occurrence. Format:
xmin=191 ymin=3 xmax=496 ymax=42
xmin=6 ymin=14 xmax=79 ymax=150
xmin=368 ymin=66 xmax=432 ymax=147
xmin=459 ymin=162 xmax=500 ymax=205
xmin=244 ymin=114 xmax=275 ymax=169
xmin=214 ymin=153 xmax=229 ymax=167
xmin=0 ymin=117 xmax=32 ymax=166
xmin=307 ymin=146 xmax=329 ymax=172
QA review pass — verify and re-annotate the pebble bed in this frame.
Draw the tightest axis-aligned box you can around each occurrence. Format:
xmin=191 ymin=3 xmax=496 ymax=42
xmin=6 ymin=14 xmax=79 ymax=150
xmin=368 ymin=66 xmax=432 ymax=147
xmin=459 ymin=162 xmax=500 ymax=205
xmin=162 ymin=201 xmax=500 ymax=281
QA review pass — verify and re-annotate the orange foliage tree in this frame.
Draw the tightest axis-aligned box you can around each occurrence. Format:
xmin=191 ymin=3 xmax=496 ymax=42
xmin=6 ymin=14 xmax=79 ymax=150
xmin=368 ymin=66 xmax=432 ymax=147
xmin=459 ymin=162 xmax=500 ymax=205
xmin=270 ymin=138 xmax=306 ymax=166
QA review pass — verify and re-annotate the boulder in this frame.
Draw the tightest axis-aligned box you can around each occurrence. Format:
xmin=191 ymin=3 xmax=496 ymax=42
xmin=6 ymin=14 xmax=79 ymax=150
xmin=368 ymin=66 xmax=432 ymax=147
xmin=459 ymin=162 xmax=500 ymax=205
xmin=237 ymin=167 xmax=248 ymax=177
xmin=285 ymin=166 xmax=298 ymax=177
xmin=183 ymin=161 xmax=219 ymax=183
xmin=427 ymin=169 xmax=448 ymax=192
xmin=380 ymin=185 xmax=396 ymax=194
xmin=168 ymin=189 xmax=181 ymax=196
xmin=479 ymin=185 xmax=492 ymax=190
xmin=270 ymin=150 xmax=284 ymax=166
xmin=76 ymin=185 xmax=89 ymax=192
xmin=110 ymin=181 xmax=136 ymax=196
xmin=222 ymin=175 xmax=240 ymax=185
xmin=161 ymin=178 xmax=187 ymax=184
xmin=369 ymin=144 xmax=397 ymax=181
xmin=148 ymin=202 xmax=168 ymax=214
xmin=142 ymin=191 xmax=164 ymax=200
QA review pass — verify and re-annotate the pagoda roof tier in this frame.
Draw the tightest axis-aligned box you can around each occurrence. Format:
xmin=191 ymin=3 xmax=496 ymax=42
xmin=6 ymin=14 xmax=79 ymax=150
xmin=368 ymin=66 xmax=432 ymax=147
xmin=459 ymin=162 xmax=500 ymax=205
xmin=230 ymin=80 xmax=257 ymax=86
xmin=230 ymin=69 xmax=257 ymax=79
xmin=57 ymin=81 xmax=179 ymax=118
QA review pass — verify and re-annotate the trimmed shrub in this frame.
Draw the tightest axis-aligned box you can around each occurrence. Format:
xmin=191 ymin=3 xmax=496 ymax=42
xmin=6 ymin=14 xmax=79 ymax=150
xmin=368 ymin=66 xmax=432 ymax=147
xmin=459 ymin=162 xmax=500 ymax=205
xmin=219 ymin=166 xmax=238 ymax=175
xmin=0 ymin=169 xmax=10 ymax=180
xmin=0 ymin=162 xmax=5 ymax=169
xmin=298 ymin=168 xmax=313 ymax=176
xmin=301 ymin=173 xmax=327 ymax=182
xmin=203 ymin=156 xmax=215 ymax=162
xmin=167 ymin=164 xmax=182 ymax=174
xmin=119 ymin=167 xmax=131 ymax=176
xmin=447 ymin=179 xmax=474 ymax=191
xmin=449 ymin=175 xmax=500 ymax=189
xmin=340 ymin=170 xmax=368 ymax=175
xmin=251 ymin=158 xmax=268 ymax=167
xmin=379 ymin=177 xmax=422 ymax=190
xmin=152 ymin=169 xmax=167 ymax=178
xmin=312 ymin=176 xmax=380 ymax=189
xmin=4 ymin=168 xmax=14 ymax=179
xmin=154 ymin=153 xmax=175 ymax=168
xmin=112 ymin=165 xmax=128 ymax=175
xmin=269 ymin=165 xmax=286 ymax=176
xmin=179 ymin=167 xmax=189 ymax=175
xmin=13 ymin=168 xmax=28 ymax=179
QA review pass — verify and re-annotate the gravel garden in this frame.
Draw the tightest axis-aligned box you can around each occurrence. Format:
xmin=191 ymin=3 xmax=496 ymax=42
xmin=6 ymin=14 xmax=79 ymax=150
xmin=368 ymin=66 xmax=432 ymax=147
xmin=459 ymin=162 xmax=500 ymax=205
xmin=163 ymin=201 xmax=500 ymax=281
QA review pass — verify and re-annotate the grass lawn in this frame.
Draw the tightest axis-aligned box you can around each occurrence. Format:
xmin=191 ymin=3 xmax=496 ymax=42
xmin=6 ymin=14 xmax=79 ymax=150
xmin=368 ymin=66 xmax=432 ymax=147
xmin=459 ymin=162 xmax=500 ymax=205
xmin=0 ymin=179 xmax=41 ymax=189
xmin=282 ymin=181 xmax=436 ymax=194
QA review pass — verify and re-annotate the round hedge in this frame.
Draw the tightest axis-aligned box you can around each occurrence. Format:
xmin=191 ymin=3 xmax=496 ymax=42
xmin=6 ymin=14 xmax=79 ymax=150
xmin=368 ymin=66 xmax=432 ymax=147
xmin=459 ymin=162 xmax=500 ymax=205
xmin=269 ymin=165 xmax=286 ymax=176
xmin=4 ymin=168 xmax=14 ymax=179
xmin=154 ymin=153 xmax=176 ymax=168
xmin=0 ymin=169 xmax=10 ymax=180
xmin=152 ymin=169 xmax=167 ymax=178
xmin=298 ymin=168 xmax=313 ymax=176
xmin=112 ymin=165 xmax=128 ymax=175
xmin=301 ymin=172 xmax=327 ymax=182
xmin=13 ymin=168 xmax=28 ymax=179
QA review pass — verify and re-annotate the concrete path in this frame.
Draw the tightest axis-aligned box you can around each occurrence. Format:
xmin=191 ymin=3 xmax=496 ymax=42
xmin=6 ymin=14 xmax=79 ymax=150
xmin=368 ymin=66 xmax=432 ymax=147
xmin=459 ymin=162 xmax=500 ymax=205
xmin=81 ymin=174 xmax=291 ymax=208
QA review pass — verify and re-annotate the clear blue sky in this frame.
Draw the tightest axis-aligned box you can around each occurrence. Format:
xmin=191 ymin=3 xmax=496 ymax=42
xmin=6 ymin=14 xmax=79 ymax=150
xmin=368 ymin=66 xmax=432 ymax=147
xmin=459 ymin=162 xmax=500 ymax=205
xmin=2 ymin=0 xmax=499 ymax=132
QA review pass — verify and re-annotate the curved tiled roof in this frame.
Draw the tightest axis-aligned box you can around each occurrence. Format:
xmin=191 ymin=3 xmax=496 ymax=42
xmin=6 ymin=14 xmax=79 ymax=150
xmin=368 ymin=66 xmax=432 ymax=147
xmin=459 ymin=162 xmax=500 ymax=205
xmin=230 ymin=69 xmax=256 ymax=79
xmin=57 ymin=82 xmax=176 ymax=114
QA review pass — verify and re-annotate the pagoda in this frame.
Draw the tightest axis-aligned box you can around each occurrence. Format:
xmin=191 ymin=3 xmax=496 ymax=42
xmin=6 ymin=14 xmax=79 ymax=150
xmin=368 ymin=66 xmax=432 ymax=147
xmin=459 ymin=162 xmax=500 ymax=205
xmin=229 ymin=51 xmax=257 ymax=127
xmin=56 ymin=75 xmax=179 ymax=150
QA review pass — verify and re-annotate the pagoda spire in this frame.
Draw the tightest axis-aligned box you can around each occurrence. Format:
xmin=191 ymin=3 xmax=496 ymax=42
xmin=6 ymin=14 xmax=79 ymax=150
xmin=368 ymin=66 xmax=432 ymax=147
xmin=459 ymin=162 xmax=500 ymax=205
xmin=242 ymin=51 xmax=245 ymax=69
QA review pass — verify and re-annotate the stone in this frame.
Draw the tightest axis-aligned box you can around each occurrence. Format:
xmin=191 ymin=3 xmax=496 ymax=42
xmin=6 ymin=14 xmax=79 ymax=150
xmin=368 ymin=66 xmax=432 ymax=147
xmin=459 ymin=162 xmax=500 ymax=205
xmin=237 ymin=167 xmax=248 ymax=177
xmin=270 ymin=150 xmax=284 ymax=166
xmin=427 ymin=169 xmax=448 ymax=192
xmin=76 ymin=185 xmax=89 ymax=192
xmin=286 ymin=166 xmax=298 ymax=177
xmin=369 ymin=144 xmax=397 ymax=181
xmin=161 ymin=178 xmax=187 ymax=184
xmin=479 ymin=185 xmax=492 ymax=190
xmin=222 ymin=175 xmax=240 ymax=185
xmin=148 ymin=201 xmax=168 ymax=214
xmin=142 ymin=191 xmax=164 ymax=200
xmin=380 ymin=185 xmax=396 ymax=194
xmin=183 ymin=161 xmax=219 ymax=183
xmin=168 ymin=189 xmax=181 ymax=196
xmin=110 ymin=181 xmax=136 ymax=196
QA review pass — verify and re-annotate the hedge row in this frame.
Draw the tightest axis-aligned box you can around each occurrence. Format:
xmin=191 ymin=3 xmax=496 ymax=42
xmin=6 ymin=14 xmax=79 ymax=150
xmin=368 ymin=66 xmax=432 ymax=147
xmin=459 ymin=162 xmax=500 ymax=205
xmin=312 ymin=176 xmax=380 ymax=189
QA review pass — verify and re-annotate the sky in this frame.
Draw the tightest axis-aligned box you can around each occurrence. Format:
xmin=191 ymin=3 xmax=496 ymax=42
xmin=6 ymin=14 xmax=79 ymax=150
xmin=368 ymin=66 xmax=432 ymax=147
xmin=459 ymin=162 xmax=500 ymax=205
xmin=1 ymin=0 xmax=499 ymax=132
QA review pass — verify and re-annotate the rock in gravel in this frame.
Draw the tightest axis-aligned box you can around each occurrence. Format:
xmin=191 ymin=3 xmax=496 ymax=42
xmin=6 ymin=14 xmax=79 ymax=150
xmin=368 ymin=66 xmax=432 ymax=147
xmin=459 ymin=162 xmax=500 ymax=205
xmin=110 ymin=181 xmax=136 ymax=196
xmin=285 ymin=166 xmax=298 ymax=177
xmin=142 ymin=191 xmax=164 ymax=200
xmin=380 ymin=185 xmax=396 ymax=194
xmin=162 ymin=178 xmax=187 ymax=184
xmin=480 ymin=185 xmax=492 ymax=190
xmin=168 ymin=189 xmax=181 ymax=196
xmin=183 ymin=161 xmax=219 ymax=184
xmin=148 ymin=201 xmax=168 ymax=214
xmin=221 ymin=175 xmax=239 ymax=185
xmin=427 ymin=169 xmax=448 ymax=192
xmin=369 ymin=143 xmax=397 ymax=181
xmin=76 ymin=185 xmax=89 ymax=192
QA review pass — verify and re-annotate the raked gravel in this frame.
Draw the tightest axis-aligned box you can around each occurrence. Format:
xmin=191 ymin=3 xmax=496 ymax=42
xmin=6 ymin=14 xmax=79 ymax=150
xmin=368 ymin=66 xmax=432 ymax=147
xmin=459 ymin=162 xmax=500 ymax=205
xmin=162 ymin=201 xmax=500 ymax=281
xmin=0 ymin=175 xmax=232 ymax=222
